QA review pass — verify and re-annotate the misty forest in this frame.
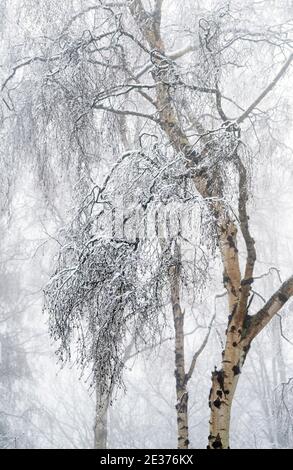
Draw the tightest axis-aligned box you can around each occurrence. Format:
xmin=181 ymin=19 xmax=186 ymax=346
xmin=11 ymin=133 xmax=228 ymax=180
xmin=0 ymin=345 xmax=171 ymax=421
xmin=1 ymin=0 xmax=293 ymax=450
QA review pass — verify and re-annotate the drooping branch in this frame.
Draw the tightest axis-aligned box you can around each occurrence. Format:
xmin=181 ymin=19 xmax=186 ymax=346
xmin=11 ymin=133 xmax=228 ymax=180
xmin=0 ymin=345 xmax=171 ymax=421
xmin=1 ymin=56 xmax=57 ymax=92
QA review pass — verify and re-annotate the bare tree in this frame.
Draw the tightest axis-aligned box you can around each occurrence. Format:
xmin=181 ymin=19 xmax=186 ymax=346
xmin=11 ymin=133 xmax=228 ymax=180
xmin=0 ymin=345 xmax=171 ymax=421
xmin=2 ymin=0 xmax=293 ymax=449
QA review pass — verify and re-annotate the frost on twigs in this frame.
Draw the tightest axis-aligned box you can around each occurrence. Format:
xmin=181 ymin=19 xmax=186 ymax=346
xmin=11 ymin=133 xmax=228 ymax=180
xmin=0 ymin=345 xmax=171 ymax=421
xmin=45 ymin=233 xmax=168 ymax=396
xmin=44 ymin=140 xmax=213 ymax=396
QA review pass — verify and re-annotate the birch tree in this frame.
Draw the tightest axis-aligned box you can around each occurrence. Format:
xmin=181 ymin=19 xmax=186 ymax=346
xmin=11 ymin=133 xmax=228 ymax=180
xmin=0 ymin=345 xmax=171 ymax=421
xmin=2 ymin=0 xmax=293 ymax=449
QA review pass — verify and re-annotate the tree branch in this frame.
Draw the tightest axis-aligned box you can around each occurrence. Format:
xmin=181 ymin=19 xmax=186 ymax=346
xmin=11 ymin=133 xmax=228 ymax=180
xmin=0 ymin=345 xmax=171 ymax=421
xmin=215 ymin=84 xmax=229 ymax=122
xmin=92 ymin=103 xmax=158 ymax=122
xmin=185 ymin=311 xmax=215 ymax=384
xmin=60 ymin=3 xmax=126 ymax=35
xmin=1 ymin=56 xmax=57 ymax=92
xmin=237 ymin=53 xmax=293 ymax=124
xmin=127 ymin=0 xmax=164 ymax=50
xmin=243 ymin=274 xmax=293 ymax=343
xmin=185 ymin=292 xmax=226 ymax=384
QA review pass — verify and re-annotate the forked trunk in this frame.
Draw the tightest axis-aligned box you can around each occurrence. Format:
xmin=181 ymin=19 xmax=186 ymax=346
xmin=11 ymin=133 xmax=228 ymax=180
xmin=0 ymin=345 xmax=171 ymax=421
xmin=127 ymin=1 xmax=293 ymax=450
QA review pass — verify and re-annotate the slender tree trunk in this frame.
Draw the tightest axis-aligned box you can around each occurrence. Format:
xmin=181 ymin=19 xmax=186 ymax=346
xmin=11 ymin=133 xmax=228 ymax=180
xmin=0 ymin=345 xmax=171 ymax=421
xmin=93 ymin=340 xmax=134 ymax=449
xmin=94 ymin=383 xmax=109 ymax=449
xmin=169 ymin=243 xmax=189 ymax=449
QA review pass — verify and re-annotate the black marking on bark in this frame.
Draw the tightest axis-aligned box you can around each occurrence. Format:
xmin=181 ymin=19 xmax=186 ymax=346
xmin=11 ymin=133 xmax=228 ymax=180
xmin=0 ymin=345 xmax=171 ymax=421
xmin=278 ymin=292 xmax=288 ymax=303
xmin=241 ymin=314 xmax=252 ymax=336
xmin=228 ymin=304 xmax=237 ymax=325
xmin=232 ymin=364 xmax=241 ymax=376
xmin=212 ymin=434 xmax=223 ymax=449
xmin=232 ymin=342 xmax=237 ymax=347
xmin=243 ymin=343 xmax=250 ymax=354
xmin=227 ymin=235 xmax=238 ymax=252
xmin=215 ymin=369 xmax=225 ymax=392
xmin=176 ymin=393 xmax=188 ymax=412
xmin=177 ymin=402 xmax=187 ymax=413
xmin=213 ymin=398 xmax=221 ymax=409
xmin=223 ymin=274 xmax=230 ymax=285
xmin=243 ymin=343 xmax=251 ymax=354
xmin=241 ymin=278 xmax=254 ymax=286
xmin=216 ymin=390 xmax=223 ymax=398
xmin=197 ymin=166 xmax=208 ymax=178
xmin=174 ymin=369 xmax=185 ymax=388
xmin=231 ymin=286 xmax=237 ymax=297
xmin=242 ymin=343 xmax=251 ymax=361
xmin=246 ymin=293 xmax=255 ymax=314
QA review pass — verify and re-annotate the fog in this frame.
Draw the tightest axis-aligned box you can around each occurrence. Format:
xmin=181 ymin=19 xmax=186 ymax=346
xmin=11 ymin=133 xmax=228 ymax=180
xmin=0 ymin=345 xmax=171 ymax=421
xmin=1 ymin=0 xmax=293 ymax=450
